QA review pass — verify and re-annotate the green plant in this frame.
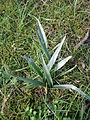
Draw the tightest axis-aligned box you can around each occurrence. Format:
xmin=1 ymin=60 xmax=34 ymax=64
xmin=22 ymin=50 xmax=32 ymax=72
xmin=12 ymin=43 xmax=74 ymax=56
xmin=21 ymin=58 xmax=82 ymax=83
xmin=17 ymin=16 xmax=90 ymax=101
xmin=74 ymin=0 xmax=78 ymax=16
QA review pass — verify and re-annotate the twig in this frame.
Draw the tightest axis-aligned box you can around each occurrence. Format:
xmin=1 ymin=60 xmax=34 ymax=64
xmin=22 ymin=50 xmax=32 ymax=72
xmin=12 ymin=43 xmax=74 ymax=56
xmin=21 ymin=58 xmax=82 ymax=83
xmin=1 ymin=90 xmax=13 ymax=114
xmin=74 ymin=31 xmax=89 ymax=50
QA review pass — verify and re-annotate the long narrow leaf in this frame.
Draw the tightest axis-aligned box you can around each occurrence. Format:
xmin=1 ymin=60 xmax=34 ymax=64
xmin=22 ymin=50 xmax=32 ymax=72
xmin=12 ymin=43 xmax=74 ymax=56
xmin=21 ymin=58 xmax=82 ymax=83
xmin=55 ymin=56 xmax=72 ymax=71
xmin=53 ymin=84 xmax=90 ymax=100
xmin=18 ymin=77 xmax=45 ymax=87
xmin=52 ymin=43 xmax=61 ymax=51
xmin=40 ymin=53 xmax=53 ymax=87
xmin=30 ymin=15 xmax=48 ymax=48
xmin=36 ymin=32 xmax=50 ymax=60
xmin=60 ymin=65 xmax=77 ymax=76
xmin=38 ymin=21 xmax=48 ymax=48
xmin=48 ymin=36 xmax=66 ymax=71
xmin=22 ymin=55 xmax=43 ymax=78
xmin=28 ymin=14 xmax=49 ymax=59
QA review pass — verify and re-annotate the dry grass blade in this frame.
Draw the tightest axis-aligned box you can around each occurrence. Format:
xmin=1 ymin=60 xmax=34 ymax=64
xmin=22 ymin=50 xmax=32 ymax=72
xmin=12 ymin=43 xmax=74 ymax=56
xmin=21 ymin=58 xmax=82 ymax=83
xmin=74 ymin=31 xmax=89 ymax=50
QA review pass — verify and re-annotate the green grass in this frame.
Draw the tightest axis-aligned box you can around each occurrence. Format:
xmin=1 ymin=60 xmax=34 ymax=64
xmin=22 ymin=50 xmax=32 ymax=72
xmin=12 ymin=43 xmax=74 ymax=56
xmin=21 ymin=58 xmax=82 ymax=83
xmin=0 ymin=0 xmax=90 ymax=120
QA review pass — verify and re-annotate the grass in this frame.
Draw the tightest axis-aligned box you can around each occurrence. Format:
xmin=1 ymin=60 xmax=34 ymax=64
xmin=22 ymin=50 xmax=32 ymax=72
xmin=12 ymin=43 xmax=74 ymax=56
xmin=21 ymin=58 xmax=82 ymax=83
xmin=0 ymin=0 xmax=90 ymax=120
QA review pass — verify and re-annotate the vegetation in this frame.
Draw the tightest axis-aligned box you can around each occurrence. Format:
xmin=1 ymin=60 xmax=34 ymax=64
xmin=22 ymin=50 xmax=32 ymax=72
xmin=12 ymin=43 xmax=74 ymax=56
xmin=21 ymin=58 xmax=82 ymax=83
xmin=0 ymin=0 xmax=90 ymax=120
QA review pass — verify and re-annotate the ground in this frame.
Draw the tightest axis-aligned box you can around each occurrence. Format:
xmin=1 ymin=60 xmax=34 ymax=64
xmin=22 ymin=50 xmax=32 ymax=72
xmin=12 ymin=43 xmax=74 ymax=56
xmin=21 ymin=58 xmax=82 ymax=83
xmin=0 ymin=0 xmax=90 ymax=120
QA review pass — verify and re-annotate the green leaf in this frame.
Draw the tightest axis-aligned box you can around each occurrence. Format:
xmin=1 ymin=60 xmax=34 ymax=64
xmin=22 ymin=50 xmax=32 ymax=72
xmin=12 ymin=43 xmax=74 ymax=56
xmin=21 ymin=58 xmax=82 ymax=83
xmin=46 ymin=102 xmax=58 ymax=119
xmin=40 ymin=53 xmax=53 ymax=87
xmin=18 ymin=77 xmax=45 ymax=87
xmin=48 ymin=36 xmax=66 ymax=71
xmin=55 ymin=56 xmax=72 ymax=71
xmin=52 ymin=43 xmax=61 ymax=51
xmin=60 ymin=65 xmax=77 ymax=76
xmin=22 ymin=55 xmax=43 ymax=78
xmin=36 ymin=32 xmax=50 ymax=60
xmin=30 ymin=15 xmax=48 ymax=48
xmin=28 ymin=14 xmax=50 ymax=59
xmin=38 ymin=20 xmax=48 ymax=48
xmin=53 ymin=84 xmax=90 ymax=100
xmin=74 ymin=0 xmax=78 ymax=16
